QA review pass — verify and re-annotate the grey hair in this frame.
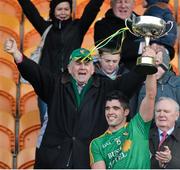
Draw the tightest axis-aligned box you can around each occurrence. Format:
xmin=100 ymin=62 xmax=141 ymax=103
xmin=155 ymin=97 xmax=180 ymax=112
xmin=110 ymin=0 xmax=134 ymax=3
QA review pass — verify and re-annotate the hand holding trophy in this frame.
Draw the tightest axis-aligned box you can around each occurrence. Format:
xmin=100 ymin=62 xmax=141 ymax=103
xmin=125 ymin=15 xmax=173 ymax=75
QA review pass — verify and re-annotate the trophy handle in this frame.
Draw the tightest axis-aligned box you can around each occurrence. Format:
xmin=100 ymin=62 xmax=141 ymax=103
xmin=158 ymin=20 xmax=173 ymax=38
xmin=125 ymin=14 xmax=140 ymax=37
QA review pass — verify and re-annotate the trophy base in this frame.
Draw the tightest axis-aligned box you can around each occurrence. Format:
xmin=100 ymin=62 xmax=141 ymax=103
xmin=135 ymin=56 xmax=157 ymax=75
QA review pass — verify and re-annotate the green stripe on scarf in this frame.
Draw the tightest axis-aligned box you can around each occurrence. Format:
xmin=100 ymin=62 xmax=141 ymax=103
xmin=71 ymin=77 xmax=93 ymax=108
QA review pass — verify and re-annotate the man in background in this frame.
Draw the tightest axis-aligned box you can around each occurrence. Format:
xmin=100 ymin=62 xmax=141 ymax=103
xmin=94 ymin=0 xmax=141 ymax=70
xmin=149 ymin=97 xmax=180 ymax=168
xmin=137 ymin=43 xmax=180 ymax=126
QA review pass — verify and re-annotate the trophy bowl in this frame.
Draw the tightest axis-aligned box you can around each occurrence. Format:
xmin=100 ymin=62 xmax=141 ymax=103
xmin=125 ymin=15 xmax=173 ymax=75
xmin=132 ymin=16 xmax=166 ymax=38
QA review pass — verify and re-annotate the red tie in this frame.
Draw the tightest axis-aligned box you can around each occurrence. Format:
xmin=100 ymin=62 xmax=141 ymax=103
xmin=158 ymin=131 xmax=167 ymax=150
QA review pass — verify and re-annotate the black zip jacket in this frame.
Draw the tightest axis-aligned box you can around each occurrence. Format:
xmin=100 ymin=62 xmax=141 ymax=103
xmin=18 ymin=0 xmax=104 ymax=73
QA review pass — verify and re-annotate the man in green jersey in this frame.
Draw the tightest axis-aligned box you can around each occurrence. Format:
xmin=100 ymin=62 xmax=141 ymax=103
xmin=90 ymin=50 xmax=157 ymax=169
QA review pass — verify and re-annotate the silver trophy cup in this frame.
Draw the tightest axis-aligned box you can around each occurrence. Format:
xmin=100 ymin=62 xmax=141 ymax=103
xmin=125 ymin=15 xmax=173 ymax=74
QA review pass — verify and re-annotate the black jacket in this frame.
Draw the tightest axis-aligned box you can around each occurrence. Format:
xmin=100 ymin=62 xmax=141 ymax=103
xmin=94 ymin=9 xmax=141 ymax=70
xmin=17 ymin=57 xmax=145 ymax=168
xmin=18 ymin=0 xmax=104 ymax=73
xmin=149 ymin=125 xmax=180 ymax=169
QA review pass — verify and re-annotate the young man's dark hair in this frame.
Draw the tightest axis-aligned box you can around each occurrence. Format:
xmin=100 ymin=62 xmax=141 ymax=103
xmin=105 ymin=90 xmax=130 ymax=111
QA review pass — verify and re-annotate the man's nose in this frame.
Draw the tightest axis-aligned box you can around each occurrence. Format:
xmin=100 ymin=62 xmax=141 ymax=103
xmin=108 ymin=108 xmax=114 ymax=114
xmin=159 ymin=111 xmax=165 ymax=117
xmin=80 ymin=63 xmax=85 ymax=69
xmin=109 ymin=61 xmax=114 ymax=66
xmin=120 ymin=1 xmax=126 ymax=7
xmin=61 ymin=10 xmax=66 ymax=14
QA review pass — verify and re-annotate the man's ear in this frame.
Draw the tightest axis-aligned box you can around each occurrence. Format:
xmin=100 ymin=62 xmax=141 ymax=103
xmin=68 ymin=63 xmax=72 ymax=74
xmin=124 ymin=109 xmax=130 ymax=117
xmin=175 ymin=111 xmax=180 ymax=121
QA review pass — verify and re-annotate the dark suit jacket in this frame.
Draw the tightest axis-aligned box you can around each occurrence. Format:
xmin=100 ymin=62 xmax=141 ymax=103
xmin=149 ymin=125 xmax=180 ymax=169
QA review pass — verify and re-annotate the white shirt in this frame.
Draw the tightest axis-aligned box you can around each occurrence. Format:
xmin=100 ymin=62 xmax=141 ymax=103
xmin=158 ymin=127 xmax=174 ymax=141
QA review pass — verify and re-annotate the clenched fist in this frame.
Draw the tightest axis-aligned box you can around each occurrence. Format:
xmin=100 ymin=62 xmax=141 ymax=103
xmin=4 ymin=37 xmax=23 ymax=63
xmin=4 ymin=38 xmax=18 ymax=54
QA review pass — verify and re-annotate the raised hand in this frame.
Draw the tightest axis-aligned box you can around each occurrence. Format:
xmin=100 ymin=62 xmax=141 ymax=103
xmin=142 ymin=46 xmax=156 ymax=58
xmin=4 ymin=37 xmax=18 ymax=54
xmin=4 ymin=37 xmax=22 ymax=63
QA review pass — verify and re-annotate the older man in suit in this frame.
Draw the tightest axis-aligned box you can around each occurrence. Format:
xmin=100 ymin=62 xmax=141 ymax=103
xmin=149 ymin=97 xmax=180 ymax=169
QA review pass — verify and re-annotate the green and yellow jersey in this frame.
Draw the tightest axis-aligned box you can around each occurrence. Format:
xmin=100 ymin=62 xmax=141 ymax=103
xmin=90 ymin=113 xmax=151 ymax=169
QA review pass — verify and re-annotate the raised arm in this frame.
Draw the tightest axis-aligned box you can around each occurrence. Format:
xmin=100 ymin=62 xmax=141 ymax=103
xmin=79 ymin=0 xmax=104 ymax=35
xmin=139 ymin=47 xmax=157 ymax=122
xmin=3 ymin=37 xmax=55 ymax=103
xmin=139 ymin=74 xmax=156 ymax=122
xmin=17 ymin=0 xmax=49 ymax=34
xmin=4 ymin=38 xmax=23 ymax=63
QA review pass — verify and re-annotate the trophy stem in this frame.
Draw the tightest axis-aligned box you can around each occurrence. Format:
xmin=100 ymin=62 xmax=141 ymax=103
xmin=145 ymin=36 xmax=150 ymax=47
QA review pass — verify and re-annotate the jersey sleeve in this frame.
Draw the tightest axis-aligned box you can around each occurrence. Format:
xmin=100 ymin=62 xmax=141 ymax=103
xmin=89 ymin=140 xmax=104 ymax=165
xmin=130 ymin=113 xmax=152 ymax=139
